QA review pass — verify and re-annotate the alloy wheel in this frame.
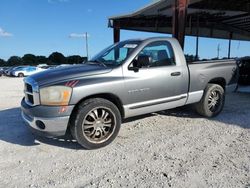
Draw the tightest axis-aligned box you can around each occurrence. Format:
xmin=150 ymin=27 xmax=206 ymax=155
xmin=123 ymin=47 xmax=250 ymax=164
xmin=82 ymin=107 xmax=116 ymax=144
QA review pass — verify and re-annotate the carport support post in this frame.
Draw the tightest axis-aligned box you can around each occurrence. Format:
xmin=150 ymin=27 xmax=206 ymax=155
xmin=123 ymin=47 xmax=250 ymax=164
xmin=113 ymin=27 xmax=120 ymax=43
xmin=172 ymin=0 xmax=188 ymax=49
xmin=228 ymin=32 xmax=233 ymax=58
xmin=195 ymin=16 xmax=199 ymax=61
xmin=195 ymin=35 xmax=199 ymax=60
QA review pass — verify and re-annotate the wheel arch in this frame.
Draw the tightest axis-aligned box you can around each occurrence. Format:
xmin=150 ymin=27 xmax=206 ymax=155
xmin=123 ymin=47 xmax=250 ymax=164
xmin=208 ymin=77 xmax=226 ymax=90
xmin=70 ymin=93 xmax=125 ymax=121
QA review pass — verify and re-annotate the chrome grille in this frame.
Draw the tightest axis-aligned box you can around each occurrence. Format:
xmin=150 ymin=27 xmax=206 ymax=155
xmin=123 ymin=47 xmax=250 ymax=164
xmin=27 ymin=93 xmax=34 ymax=104
xmin=24 ymin=78 xmax=40 ymax=106
xmin=26 ymin=83 xmax=33 ymax=93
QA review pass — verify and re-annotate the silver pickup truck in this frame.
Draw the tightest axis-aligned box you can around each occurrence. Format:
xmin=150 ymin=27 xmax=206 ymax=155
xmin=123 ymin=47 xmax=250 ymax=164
xmin=21 ymin=37 xmax=238 ymax=149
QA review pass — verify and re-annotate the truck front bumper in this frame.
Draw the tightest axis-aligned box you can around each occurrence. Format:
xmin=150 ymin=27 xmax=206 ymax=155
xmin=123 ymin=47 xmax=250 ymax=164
xmin=21 ymin=98 xmax=75 ymax=137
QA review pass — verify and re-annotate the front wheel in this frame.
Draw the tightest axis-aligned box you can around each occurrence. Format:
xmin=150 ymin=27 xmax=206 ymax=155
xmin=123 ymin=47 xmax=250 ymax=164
xmin=70 ymin=98 xmax=121 ymax=149
xmin=195 ymin=84 xmax=225 ymax=117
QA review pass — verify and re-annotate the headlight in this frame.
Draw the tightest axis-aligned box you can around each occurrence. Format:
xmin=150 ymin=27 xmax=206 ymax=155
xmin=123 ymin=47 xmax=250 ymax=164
xmin=40 ymin=86 xmax=72 ymax=106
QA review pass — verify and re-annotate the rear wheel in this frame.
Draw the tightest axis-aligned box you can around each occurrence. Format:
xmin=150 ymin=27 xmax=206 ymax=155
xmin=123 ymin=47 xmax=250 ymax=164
xmin=70 ymin=98 xmax=121 ymax=149
xmin=18 ymin=73 xmax=24 ymax=77
xmin=195 ymin=84 xmax=225 ymax=117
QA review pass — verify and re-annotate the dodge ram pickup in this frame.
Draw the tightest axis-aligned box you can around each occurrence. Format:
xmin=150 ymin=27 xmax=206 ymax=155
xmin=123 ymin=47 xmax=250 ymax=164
xmin=21 ymin=37 xmax=238 ymax=149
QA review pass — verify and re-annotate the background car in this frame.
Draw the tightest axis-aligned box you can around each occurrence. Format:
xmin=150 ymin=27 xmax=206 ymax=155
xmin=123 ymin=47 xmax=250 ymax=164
xmin=12 ymin=66 xmax=46 ymax=77
xmin=2 ymin=67 xmax=10 ymax=75
xmin=39 ymin=65 xmax=57 ymax=70
xmin=0 ymin=68 xmax=3 ymax=77
xmin=5 ymin=66 xmax=27 ymax=76
xmin=237 ymin=57 xmax=250 ymax=85
xmin=55 ymin=64 xmax=72 ymax=68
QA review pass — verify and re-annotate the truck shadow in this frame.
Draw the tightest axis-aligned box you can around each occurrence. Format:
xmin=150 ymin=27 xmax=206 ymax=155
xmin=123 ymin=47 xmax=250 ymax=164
xmin=124 ymin=92 xmax=250 ymax=129
xmin=0 ymin=108 xmax=82 ymax=149
xmin=0 ymin=108 xmax=38 ymax=147
xmin=0 ymin=92 xmax=248 ymax=149
xmin=158 ymin=92 xmax=250 ymax=129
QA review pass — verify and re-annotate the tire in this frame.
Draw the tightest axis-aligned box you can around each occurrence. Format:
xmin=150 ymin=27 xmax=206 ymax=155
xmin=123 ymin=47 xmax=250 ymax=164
xmin=18 ymin=73 xmax=24 ymax=77
xmin=195 ymin=84 xmax=225 ymax=117
xmin=70 ymin=98 xmax=121 ymax=149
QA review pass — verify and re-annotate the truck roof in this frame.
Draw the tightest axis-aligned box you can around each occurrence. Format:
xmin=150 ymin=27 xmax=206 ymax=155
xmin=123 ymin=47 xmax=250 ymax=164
xmin=122 ymin=37 xmax=175 ymax=43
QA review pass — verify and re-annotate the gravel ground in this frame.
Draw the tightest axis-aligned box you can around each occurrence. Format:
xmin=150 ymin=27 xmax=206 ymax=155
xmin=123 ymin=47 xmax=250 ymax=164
xmin=0 ymin=76 xmax=249 ymax=188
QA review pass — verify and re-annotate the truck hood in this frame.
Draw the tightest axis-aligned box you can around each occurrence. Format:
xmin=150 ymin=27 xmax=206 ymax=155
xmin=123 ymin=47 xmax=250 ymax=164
xmin=30 ymin=64 xmax=112 ymax=86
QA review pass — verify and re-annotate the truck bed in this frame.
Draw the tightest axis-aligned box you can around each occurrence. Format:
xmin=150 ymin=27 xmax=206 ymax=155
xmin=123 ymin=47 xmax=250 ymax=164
xmin=188 ymin=59 xmax=238 ymax=93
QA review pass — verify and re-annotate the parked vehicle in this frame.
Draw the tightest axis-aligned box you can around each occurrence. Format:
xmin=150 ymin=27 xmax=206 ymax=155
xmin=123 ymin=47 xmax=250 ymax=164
xmin=2 ymin=67 xmax=10 ymax=76
xmin=12 ymin=66 xmax=46 ymax=77
xmin=0 ymin=68 xmax=3 ymax=77
xmin=4 ymin=66 xmax=26 ymax=76
xmin=39 ymin=65 xmax=57 ymax=70
xmin=21 ymin=37 xmax=238 ymax=149
xmin=1 ymin=67 xmax=10 ymax=76
xmin=56 ymin=64 xmax=72 ymax=68
xmin=5 ymin=66 xmax=18 ymax=76
xmin=237 ymin=57 xmax=250 ymax=85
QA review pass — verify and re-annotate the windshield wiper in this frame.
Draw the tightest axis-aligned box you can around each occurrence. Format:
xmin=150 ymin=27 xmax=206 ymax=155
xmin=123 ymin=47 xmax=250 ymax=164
xmin=86 ymin=60 xmax=107 ymax=67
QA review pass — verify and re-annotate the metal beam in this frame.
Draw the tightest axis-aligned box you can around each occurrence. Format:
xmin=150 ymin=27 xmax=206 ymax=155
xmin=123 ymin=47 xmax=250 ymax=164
xmin=195 ymin=15 xmax=199 ymax=60
xmin=213 ymin=13 xmax=250 ymax=22
xmin=189 ymin=0 xmax=250 ymax=12
xmin=113 ymin=27 xmax=120 ymax=43
xmin=228 ymin=32 xmax=233 ymax=58
xmin=172 ymin=0 xmax=189 ymax=49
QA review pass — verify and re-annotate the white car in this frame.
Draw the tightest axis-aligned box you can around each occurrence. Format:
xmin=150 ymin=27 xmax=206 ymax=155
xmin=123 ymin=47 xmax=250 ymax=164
xmin=12 ymin=66 xmax=46 ymax=77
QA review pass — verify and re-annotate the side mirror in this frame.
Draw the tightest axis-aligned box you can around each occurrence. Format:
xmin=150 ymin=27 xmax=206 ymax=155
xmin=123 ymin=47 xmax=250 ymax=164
xmin=128 ymin=65 xmax=139 ymax=72
xmin=128 ymin=55 xmax=152 ymax=72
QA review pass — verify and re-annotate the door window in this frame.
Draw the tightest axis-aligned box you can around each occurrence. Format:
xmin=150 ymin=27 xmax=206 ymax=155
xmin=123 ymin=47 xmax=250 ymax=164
xmin=133 ymin=41 xmax=176 ymax=68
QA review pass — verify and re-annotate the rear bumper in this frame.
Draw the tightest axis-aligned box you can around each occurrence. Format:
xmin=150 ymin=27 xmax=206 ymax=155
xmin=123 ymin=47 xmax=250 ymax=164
xmin=21 ymin=98 xmax=74 ymax=137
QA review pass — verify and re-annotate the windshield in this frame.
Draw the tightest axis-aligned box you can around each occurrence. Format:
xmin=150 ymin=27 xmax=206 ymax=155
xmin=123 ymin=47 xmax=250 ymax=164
xmin=90 ymin=40 xmax=141 ymax=66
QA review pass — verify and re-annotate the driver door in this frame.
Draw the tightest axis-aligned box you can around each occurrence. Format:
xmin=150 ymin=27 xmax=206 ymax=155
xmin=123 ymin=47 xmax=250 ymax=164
xmin=122 ymin=41 xmax=188 ymax=117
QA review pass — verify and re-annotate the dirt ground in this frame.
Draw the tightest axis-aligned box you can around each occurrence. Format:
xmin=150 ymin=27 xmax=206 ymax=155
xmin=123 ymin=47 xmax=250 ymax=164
xmin=0 ymin=76 xmax=249 ymax=188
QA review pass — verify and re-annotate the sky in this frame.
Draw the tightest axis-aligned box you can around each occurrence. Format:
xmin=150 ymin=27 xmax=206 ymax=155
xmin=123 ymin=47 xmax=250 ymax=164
xmin=0 ymin=0 xmax=250 ymax=60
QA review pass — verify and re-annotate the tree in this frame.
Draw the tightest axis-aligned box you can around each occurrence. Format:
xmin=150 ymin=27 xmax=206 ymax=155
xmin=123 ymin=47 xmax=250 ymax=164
xmin=48 ymin=52 xmax=66 ymax=65
xmin=36 ymin=56 xmax=48 ymax=65
xmin=0 ymin=58 xmax=6 ymax=67
xmin=2 ymin=52 xmax=87 ymax=67
xmin=22 ymin=54 xmax=37 ymax=66
xmin=7 ymin=56 xmax=23 ymax=66
xmin=67 ymin=55 xmax=86 ymax=64
xmin=185 ymin=54 xmax=199 ymax=63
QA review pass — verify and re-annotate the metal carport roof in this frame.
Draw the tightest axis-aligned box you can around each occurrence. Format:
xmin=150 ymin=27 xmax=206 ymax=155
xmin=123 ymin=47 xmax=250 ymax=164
xmin=109 ymin=0 xmax=250 ymax=52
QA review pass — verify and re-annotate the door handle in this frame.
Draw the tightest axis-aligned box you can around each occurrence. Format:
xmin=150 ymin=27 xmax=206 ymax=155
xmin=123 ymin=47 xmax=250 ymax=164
xmin=171 ymin=72 xmax=181 ymax=76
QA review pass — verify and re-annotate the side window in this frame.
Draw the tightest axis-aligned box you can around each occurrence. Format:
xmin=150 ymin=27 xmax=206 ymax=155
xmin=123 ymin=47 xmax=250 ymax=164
xmin=136 ymin=41 xmax=175 ymax=68
xmin=102 ymin=50 xmax=114 ymax=61
xmin=27 ymin=67 xmax=36 ymax=72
